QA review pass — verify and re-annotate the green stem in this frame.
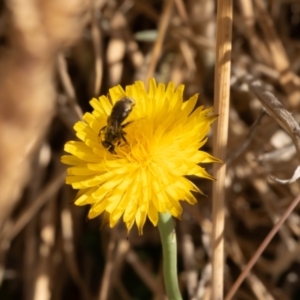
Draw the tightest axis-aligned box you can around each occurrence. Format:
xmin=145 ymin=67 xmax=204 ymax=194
xmin=157 ymin=212 xmax=182 ymax=300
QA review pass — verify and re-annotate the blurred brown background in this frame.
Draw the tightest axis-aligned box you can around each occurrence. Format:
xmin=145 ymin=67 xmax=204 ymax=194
xmin=0 ymin=0 xmax=300 ymax=299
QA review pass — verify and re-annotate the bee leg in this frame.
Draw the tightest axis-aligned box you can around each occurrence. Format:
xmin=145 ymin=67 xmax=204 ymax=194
xmin=99 ymin=126 xmax=106 ymax=136
xmin=102 ymin=140 xmax=116 ymax=154
xmin=120 ymin=131 xmax=129 ymax=145
xmin=121 ymin=121 xmax=133 ymax=129
xmin=108 ymin=145 xmax=116 ymax=154
xmin=120 ymin=120 xmax=134 ymax=144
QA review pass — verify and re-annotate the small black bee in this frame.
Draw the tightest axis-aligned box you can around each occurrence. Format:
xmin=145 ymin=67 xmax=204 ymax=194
xmin=100 ymin=96 xmax=135 ymax=154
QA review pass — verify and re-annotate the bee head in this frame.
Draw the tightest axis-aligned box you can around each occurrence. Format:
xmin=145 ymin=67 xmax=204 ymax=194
xmin=122 ymin=97 xmax=135 ymax=113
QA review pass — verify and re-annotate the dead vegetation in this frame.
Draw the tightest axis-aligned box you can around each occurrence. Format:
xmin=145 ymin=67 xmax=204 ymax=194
xmin=0 ymin=0 xmax=300 ymax=299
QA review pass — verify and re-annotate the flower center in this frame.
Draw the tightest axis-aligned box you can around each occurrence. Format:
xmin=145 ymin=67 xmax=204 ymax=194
xmin=122 ymin=118 xmax=157 ymax=165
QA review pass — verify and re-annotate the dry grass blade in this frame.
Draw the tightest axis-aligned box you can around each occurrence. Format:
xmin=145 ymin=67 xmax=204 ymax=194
xmin=225 ymin=192 xmax=300 ymax=300
xmin=98 ymin=235 xmax=117 ymax=300
xmin=61 ymin=188 xmax=93 ymax=300
xmin=248 ymin=81 xmax=300 ymax=164
xmin=145 ymin=0 xmax=174 ymax=82
xmin=0 ymin=168 xmax=66 ymax=244
xmin=57 ymin=54 xmax=83 ymax=120
xmin=253 ymin=0 xmax=300 ymax=107
xmin=227 ymin=111 xmax=265 ymax=166
xmin=107 ymin=11 xmax=127 ymax=86
xmin=211 ymin=0 xmax=233 ymax=299
xmin=226 ymin=221 xmax=274 ymax=300
xmin=90 ymin=0 xmax=103 ymax=96
xmin=126 ymin=248 xmax=164 ymax=297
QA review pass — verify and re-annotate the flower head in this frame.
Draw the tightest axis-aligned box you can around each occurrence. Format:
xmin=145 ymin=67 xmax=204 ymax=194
xmin=61 ymin=79 xmax=221 ymax=234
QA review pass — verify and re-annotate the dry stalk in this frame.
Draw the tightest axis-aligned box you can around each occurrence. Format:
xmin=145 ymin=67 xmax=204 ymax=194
xmin=0 ymin=168 xmax=66 ymax=244
xmin=225 ymin=192 xmax=300 ymax=300
xmin=145 ymin=0 xmax=174 ymax=83
xmin=225 ymin=221 xmax=275 ymax=300
xmin=126 ymin=248 xmax=164 ymax=296
xmin=248 ymin=81 xmax=300 ymax=164
xmin=90 ymin=0 xmax=103 ymax=95
xmin=57 ymin=54 xmax=83 ymax=120
xmin=98 ymin=234 xmax=117 ymax=300
xmin=253 ymin=0 xmax=300 ymax=107
xmin=107 ymin=11 xmax=127 ymax=86
xmin=211 ymin=0 xmax=233 ymax=300
xmin=226 ymin=111 xmax=265 ymax=166
xmin=61 ymin=187 xmax=92 ymax=300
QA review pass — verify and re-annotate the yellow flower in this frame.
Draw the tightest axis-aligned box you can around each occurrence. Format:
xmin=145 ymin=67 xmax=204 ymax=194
xmin=61 ymin=79 xmax=221 ymax=234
